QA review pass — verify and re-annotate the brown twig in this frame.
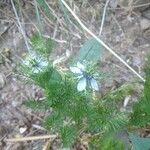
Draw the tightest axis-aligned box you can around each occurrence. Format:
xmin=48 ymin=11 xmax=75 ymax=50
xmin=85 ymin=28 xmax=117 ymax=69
xmin=5 ymin=135 xmax=57 ymax=142
xmin=42 ymin=139 xmax=52 ymax=150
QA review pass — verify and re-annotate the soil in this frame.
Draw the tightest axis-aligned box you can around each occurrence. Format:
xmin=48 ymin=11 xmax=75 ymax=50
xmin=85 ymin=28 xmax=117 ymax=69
xmin=0 ymin=0 xmax=150 ymax=149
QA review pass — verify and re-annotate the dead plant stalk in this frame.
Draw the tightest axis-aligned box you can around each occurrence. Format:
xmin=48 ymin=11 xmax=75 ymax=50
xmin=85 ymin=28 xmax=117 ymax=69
xmin=99 ymin=0 xmax=110 ymax=36
xmin=6 ymin=135 xmax=57 ymax=142
xmin=10 ymin=0 xmax=31 ymax=52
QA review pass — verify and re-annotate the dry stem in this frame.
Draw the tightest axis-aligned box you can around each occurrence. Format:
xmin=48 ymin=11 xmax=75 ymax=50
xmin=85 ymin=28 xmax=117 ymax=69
xmin=6 ymin=135 xmax=57 ymax=142
xmin=99 ymin=0 xmax=110 ymax=36
xmin=10 ymin=0 xmax=31 ymax=52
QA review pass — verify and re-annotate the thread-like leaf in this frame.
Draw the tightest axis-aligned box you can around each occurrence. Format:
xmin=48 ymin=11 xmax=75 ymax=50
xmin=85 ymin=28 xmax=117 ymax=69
xmin=30 ymin=32 xmax=53 ymax=55
xmin=60 ymin=125 xmax=77 ymax=147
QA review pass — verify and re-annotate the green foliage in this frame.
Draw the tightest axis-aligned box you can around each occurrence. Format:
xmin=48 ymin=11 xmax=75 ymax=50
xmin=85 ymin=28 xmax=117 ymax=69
xmin=101 ymin=84 xmax=135 ymax=118
xmin=60 ymin=125 xmax=77 ymax=147
xmin=24 ymin=99 xmax=52 ymax=110
xmin=44 ymin=111 xmax=64 ymax=130
xmin=130 ymin=54 xmax=150 ymax=127
xmin=31 ymin=67 xmax=62 ymax=89
xmin=33 ymin=75 xmax=132 ymax=147
xmin=30 ymin=32 xmax=53 ymax=56
xmin=101 ymin=84 xmax=135 ymax=103
xmin=21 ymin=31 xmax=149 ymax=149
xmin=144 ymin=54 xmax=150 ymax=100
xmin=90 ymin=134 xmax=125 ymax=150
xmin=128 ymin=54 xmax=150 ymax=150
xmin=129 ymin=133 xmax=150 ymax=150
xmin=101 ymin=136 xmax=125 ymax=150
xmin=130 ymin=96 xmax=150 ymax=127
xmin=74 ymin=38 xmax=103 ymax=63
xmin=23 ymin=68 xmax=132 ymax=148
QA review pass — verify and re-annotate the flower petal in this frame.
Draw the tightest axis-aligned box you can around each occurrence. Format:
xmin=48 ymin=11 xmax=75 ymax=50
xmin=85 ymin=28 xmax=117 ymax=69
xmin=22 ymin=60 xmax=30 ymax=66
xmin=77 ymin=75 xmax=84 ymax=79
xmin=70 ymin=67 xmax=82 ymax=74
xmin=77 ymin=62 xmax=85 ymax=70
xmin=77 ymin=77 xmax=86 ymax=91
xmin=32 ymin=68 xmax=40 ymax=73
xmin=90 ymin=78 xmax=99 ymax=91
xmin=40 ymin=61 xmax=48 ymax=67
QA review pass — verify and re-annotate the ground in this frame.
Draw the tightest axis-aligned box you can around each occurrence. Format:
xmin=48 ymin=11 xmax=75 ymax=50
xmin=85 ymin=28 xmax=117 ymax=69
xmin=0 ymin=0 xmax=150 ymax=149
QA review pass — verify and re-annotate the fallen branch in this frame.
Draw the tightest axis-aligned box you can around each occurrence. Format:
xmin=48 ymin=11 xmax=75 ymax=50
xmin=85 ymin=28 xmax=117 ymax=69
xmin=5 ymin=135 xmax=57 ymax=142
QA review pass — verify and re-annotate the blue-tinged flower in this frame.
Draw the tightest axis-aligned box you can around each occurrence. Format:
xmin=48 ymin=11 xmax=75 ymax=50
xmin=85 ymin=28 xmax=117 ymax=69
xmin=70 ymin=62 xmax=99 ymax=92
xmin=22 ymin=52 xmax=48 ymax=73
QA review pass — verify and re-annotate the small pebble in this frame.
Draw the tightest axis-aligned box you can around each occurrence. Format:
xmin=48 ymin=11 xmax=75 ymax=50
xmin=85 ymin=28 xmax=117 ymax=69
xmin=140 ymin=17 xmax=150 ymax=30
xmin=19 ymin=127 xmax=27 ymax=134
xmin=142 ymin=9 xmax=150 ymax=20
xmin=0 ymin=73 xmax=6 ymax=89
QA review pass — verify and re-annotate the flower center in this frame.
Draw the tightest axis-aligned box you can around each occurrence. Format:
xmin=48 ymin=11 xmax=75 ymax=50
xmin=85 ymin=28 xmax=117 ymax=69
xmin=82 ymin=71 xmax=93 ymax=80
xmin=32 ymin=61 xmax=40 ymax=68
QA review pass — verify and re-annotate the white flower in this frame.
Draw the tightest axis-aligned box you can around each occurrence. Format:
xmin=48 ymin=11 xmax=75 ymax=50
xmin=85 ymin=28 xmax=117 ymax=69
xmin=70 ymin=62 xmax=99 ymax=92
xmin=23 ymin=52 xmax=48 ymax=73
xmin=70 ymin=62 xmax=85 ymax=74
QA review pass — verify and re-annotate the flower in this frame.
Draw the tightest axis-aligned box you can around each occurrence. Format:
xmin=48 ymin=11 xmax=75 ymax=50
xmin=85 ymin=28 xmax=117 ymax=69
xmin=70 ymin=62 xmax=99 ymax=91
xmin=22 ymin=52 xmax=48 ymax=73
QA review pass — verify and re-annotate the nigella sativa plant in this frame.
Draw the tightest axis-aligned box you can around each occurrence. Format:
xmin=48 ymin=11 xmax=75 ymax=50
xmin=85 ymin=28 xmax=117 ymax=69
xmin=70 ymin=62 xmax=99 ymax=92
xmin=22 ymin=52 xmax=48 ymax=74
